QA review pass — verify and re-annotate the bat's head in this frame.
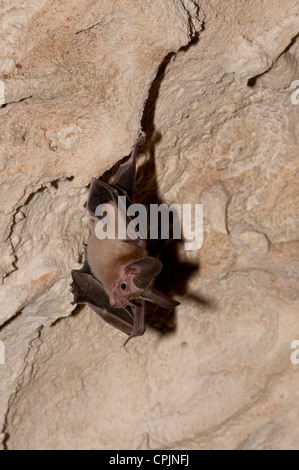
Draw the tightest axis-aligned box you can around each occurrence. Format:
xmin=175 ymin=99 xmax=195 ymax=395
xmin=110 ymin=257 xmax=162 ymax=307
xmin=110 ymin=257 xmax=180 ymax=309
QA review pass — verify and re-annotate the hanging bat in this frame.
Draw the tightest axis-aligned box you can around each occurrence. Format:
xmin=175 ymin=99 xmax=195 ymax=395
xmin=72 ymin=132 xmax=180 ymax=345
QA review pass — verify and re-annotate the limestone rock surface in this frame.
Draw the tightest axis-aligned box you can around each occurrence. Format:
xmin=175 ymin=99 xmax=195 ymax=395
xmin=0 ymin=0 xmax=299 ymax=450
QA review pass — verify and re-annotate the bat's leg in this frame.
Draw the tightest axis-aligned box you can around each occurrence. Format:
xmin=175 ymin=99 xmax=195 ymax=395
xmin=112 ymin=132 xmax=146 ymax=199
xmin=122 ymin=300 xmax=146 ymax=346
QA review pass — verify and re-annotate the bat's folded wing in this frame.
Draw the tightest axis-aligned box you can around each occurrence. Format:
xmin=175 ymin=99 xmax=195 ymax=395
xmin=71 ymin=269 xmax=134 ymax=336
xmin=139 ymin=287 xmax=181 ymax=309
xmin=84 ymin=178 xmax=119 ymax=217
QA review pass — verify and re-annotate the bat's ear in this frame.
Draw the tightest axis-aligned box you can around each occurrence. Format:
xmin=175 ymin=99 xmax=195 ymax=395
xmin=139 ymin=287 xmax=180 ymax=309
xmin=125 ymin=257 xmax=162 ymax=289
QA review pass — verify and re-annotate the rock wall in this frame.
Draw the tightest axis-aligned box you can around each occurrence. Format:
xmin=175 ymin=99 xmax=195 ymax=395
xmin=0 ymin=0 xmax=299 ymax=450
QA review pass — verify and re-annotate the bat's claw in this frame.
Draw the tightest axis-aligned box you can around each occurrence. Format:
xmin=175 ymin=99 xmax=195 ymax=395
xmin=122 ymin=324 xmax=146 ymax=347
xmin=136 ymin=131 xmax=146 ymax=147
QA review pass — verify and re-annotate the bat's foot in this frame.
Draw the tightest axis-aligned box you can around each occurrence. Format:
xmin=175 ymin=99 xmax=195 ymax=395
xmin=135 ymin=131 xmax=146 ymax=147
xmin=122 ymin=325 xmax=146 ymax=347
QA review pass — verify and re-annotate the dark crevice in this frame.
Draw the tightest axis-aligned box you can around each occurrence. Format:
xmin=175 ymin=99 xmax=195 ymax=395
xmin=180 ymin=0 xmax=204 ymax=37
xmin=248 ymin=31 xmax=299 ymax=88
xmin=2 ymin=176 xmax=75 ymax=286
xmin=0 ymin=308 xmax=23 ymax=333
xmin=2 ymin=433 xmax=9 ymax=450
xmin=0 ymin=95 xmax=33 ymax=108
xmin=75 ymin=21 xmax=102 ymax=35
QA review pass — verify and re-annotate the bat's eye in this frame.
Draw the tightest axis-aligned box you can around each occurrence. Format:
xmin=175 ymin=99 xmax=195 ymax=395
xmin=121 ymin=283 xmax=127 ymax=290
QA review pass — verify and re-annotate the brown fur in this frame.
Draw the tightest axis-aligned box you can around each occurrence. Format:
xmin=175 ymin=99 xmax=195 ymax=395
xmin=87 ymin=220 xmax=146 ymax=297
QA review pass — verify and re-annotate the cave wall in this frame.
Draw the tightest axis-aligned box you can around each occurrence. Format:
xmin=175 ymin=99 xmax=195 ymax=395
xmin=0 ymin=0 xmax=299 ymax=450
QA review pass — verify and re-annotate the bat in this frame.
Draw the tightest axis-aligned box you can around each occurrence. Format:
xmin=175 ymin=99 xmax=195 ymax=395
xmin=72 ymin=132 xmax=180 ymax=345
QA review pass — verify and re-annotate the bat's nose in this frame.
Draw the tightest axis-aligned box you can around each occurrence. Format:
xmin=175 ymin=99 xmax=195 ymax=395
xmin=111 ymin=295 xmax=127 ymax=308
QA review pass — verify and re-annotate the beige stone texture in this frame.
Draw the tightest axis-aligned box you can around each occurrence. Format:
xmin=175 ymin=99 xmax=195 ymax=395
xmin=0 ymin=0 xmax=299 ymax=450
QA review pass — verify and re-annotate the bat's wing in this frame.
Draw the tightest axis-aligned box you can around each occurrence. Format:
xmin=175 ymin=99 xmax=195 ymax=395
xmin=71 ymin=246 xmax=146 ymax=344
xmin=112 ymin=132 xmax=146 ymax=199
xmin=111 ymin=132 xmax=146 ymax=249
xmin=85 ymin=132 xmax=146 ymax=215
xmin=139 ymin=287 xmax=181 ymax=309
xmin=85 ymin=178 xmax=119 ymax=217
xmin=72 ymin=269 xmax=134 ymax=336
xmin=84 ymin=133 xmax=147 ymax=250
xmin=123 ymin=300 xmax=146 ymax=346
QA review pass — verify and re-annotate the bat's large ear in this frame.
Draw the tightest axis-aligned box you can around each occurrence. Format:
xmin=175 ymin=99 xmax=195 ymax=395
xmin=125 ymin=256 xmax=162 ymax=289
xmin=139 ymin=287 xmax=180 ymax=309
